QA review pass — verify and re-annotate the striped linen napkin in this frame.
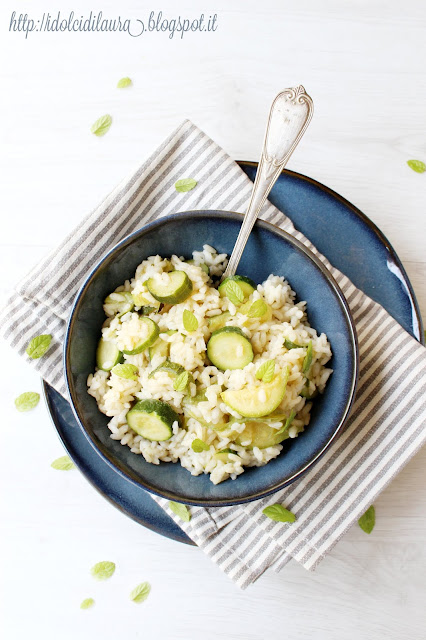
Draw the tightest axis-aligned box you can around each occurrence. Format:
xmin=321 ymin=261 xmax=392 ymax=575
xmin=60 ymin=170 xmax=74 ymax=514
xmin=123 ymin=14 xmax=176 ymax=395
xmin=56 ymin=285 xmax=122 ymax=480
xmin=2 ymin=120 xmax=426 ymax=589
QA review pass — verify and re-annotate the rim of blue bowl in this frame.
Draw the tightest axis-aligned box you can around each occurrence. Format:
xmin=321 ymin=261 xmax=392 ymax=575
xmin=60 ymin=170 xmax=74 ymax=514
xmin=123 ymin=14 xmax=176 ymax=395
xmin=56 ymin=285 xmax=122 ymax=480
xmin=64 ymin=211 xmax=359 ymax=507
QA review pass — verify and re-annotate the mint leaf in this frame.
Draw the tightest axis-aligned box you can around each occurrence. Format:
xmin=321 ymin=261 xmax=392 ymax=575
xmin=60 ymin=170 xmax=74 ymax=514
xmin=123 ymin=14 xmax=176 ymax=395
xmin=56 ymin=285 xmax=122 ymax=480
xmin=80 ymin=598 xmax=95 ymax=610
xmin=15 ymin=391 xmax=40 ymax=412
xmin=117 ymin=77 xmax=132 ymax=88
xmin=247 ymin=299 xmax=268 ymax=318
xmin=168 ymin=501 xmax=191 ymax=522
xmin=358 ymin=505 xmax=375 ymax=534
xmin=224 ymin=280 xmax=244 ymax=306
xmin=183 ymin=309 xmax=198 ymax=332
xmin=302 ymin=340 xmax=313 ymax=373
xmin=91 ymin=114 xmax=112 ymax=137
xmin=173 ymin=370 xmax=189 ymax=392
xmin=175 ymin=178 xmax=197 ymax=193
xmin=284 ymin=338 xmax=301 ymax=350
xmin=112 ymin=363 xmax=138 ymax=380
xmin=277 ymin=410 xmax=296 ymax=435
xmin=90 ymin=561 xmax=116 ymax=580
xmin=130 ymin=581 xmax=151 ymax=603
xmin=407 ymin=159 xmax=426 ymax=174
xmin=26 ymin=334 xmax=52 ymax=359
xmin=191 ymin=438 xmax=209 ymax=453
xmin=256 ymin=359 xmax=276 ymax=382
xmin=262 ymin=504 xmax=296 ymax=523
xmin=51 ymin=455 xmax=75 ymax=470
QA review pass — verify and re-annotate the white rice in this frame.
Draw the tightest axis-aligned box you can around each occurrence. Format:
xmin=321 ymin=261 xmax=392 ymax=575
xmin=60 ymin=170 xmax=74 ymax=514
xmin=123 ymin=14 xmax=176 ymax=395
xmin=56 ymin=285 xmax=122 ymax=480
xmin=87 ymin=245 xmax=332 ymax=484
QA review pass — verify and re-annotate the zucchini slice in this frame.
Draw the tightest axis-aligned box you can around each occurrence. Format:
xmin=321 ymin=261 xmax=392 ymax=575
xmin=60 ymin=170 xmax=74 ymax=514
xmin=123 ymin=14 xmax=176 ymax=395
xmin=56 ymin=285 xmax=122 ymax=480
xmin=221 ymin=368 xmax=289 ymax=418
xmin=148 ymin=330 xmax=177 ymax=362
xmin=232 ymin=420 xmax=290 ymax=449
xmin=218 ymin=275 xmax=256 ymax=301
xmin=131 ymin=292 xmax=160 ymax=309
xmin=96 ymin=338 xmax=123 ymax=371
xmin=207 ymin=327 xmax=253 ymax=371
xmin=147 ymin=271 xmax=193 ymax=304
xmin=103 ymin=292 xmax=134 ymax=317
xmin=122 ymin=318 xmax=160 ymax=355
xmin=214 ymin=448 xmax=236 ymax=463
xmin=126 ymin=399 xmax=180 ymax=441
xmin=183 ymin=391 xmax=207 ymax=405
xmin=208 ymin=311 xmax=231 ymax=333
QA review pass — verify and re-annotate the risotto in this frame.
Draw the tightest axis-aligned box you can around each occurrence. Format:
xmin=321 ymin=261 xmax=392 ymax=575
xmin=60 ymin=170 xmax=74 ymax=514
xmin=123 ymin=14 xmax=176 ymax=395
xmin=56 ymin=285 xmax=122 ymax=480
xmin=87 ymin=245 xmax=332 ymax=485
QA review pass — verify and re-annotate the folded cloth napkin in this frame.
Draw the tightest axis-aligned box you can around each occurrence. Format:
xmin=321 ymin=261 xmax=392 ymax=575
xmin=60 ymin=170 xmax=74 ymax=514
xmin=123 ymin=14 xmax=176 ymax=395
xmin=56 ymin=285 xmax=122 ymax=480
xmin=2 ymin=120 xmax=426 ymax=589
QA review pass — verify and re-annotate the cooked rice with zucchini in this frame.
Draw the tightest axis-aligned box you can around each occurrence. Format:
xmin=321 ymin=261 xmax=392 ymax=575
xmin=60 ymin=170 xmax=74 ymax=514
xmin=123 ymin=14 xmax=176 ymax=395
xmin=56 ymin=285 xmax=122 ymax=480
xmin=87 ymin=245 xmax=332 ymax=485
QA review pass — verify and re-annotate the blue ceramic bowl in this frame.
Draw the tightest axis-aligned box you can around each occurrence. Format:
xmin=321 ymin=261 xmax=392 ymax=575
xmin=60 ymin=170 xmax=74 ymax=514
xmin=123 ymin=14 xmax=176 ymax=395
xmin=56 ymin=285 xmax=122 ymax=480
xmin=64 ymin=211 xmax=358 ymax=506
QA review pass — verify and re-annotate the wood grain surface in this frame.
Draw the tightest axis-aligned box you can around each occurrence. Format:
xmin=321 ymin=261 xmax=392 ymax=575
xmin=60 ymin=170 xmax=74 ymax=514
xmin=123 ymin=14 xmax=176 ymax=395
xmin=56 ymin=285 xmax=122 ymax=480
xmin=1 ymin=1 xmax=425 ymax=638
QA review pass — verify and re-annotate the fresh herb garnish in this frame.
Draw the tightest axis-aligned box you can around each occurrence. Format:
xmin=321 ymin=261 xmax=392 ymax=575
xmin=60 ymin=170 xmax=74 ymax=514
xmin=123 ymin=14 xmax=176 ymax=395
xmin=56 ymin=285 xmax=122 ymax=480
xmin=224 ymin=280 xmax=245 ymax=306
xmin=256 ymin=359 xmax=276 ymax=383
xmin=173 ymin=370 xmax=190 ymax=392
xmin=169 ymin=500 xmax=191 ymax=522
xmin=191 ymin=438 xmax=209 ymax=453
xmin=277 ymin=410 xmax=296 ymax=435
xmin=183 ymin=309 xmax=198 ymax=332
xmin=407 ymin=159 xmax=426 ymax=174
xmin=80 ymin=598 xmax=95 ymax=610
xmin=117 ymin=77 xmax=132 ymax=88
xmin=262 ymin=504 xmax=296 ymax=523
xmin=26 ymin=334 xmax=52 ymax=359
xmin=284 ymin=338 xmax=301 ymax=350
xmin=130 ymin=582 xmax=151 ymax=603
xmin=91 ymin=114 xmax=112 ymax=137
xmin=51 ymin=455 xmax=75 ymax=470
xmin=175 ymin=178 xmax=197 ymax=193
xmin=358 ymin=505 xmax=375 ymax=534
xmin=246 ymin=299 xmax=268 ymax=318
xmin=90 ymin=561 xmax=116 ymax=580
xmin=111 ymin=363 xmax=138 ymax=380
xmin=15 ymin=391 xmax=40 ymax=412
xmin=302 ymin=340 xmax=313 ymax=373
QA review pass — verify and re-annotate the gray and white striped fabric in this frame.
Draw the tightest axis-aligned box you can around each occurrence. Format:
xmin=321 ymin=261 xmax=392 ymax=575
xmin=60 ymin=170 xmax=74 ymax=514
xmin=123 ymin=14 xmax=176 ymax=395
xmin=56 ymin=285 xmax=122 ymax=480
xmin=2 ymin=120 xmax=425 ymax=589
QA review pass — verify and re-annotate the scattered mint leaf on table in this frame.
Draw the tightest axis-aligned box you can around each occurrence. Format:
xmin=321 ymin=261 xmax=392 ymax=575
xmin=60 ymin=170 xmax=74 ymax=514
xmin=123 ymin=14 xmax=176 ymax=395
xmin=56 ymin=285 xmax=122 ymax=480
xmin=51 ymin=455 xmax=75 ymax=470
xmin=224 ymin=280 xmax=244 ymax=305
xmin=407 ymin=159 xmax=425 ymax=174
xmin=168 ymin=501 xmax=191 ymax=522
xmin=175 ymin=178 xmax=197 ymax=193
xmin=256 ymin=359 xmax=276 ymax=382
xmin=191 ymin=438 xmax=209 ymax=453
xmin=80 ymin=598 xmax=95 ymax=610
xmin=15 ymin=391 xmax=40 ymax=412
xmin=173 ymin=371 xmax=190 ymax=392
xmin=263 ymin=504 xmax=297 ymax=523
xmin=91 ymin=114 xmax=112 ymax=137
xmin=26 ymin=334 xmax=52 ymax=359
xmin=183 ymin=309 xmax=198 ymax=332
xmin=112 ymin=363 xmax=138 ymax=380
xmin=247 ymin=299 xmax=268 ymax=318
xmin=130 ymin=581 xmax=151 ymax=603
xmin=358 ymin=505 xmax=375 ymax=534
xmin=90 ymin=560 xmax=116 ymax=580
xmin=117 ymin=77 xmax=132 ymax=88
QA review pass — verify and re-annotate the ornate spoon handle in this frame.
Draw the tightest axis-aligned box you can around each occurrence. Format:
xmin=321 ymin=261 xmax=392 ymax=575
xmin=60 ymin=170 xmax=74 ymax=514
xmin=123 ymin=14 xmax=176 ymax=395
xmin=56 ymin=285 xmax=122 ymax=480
xmin=222 ymin=85 xmax=314 ymax=279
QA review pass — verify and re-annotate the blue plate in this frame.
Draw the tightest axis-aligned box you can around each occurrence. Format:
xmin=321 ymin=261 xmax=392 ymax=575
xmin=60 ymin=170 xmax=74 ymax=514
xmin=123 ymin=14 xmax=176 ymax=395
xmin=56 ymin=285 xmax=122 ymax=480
xmin=43 ymin=163 xmax=424 ymax=546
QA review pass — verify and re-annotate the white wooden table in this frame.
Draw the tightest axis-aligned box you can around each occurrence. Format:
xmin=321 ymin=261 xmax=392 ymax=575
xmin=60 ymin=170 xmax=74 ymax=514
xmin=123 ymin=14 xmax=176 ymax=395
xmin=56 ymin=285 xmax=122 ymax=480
xmin=1 ymin=1 xmax=425 ymax=638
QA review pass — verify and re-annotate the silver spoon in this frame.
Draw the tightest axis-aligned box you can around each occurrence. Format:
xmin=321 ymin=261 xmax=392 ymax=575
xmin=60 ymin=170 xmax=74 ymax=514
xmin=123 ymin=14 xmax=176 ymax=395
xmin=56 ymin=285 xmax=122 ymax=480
xmin=222 ymin=85 xmax=314 ymax=279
